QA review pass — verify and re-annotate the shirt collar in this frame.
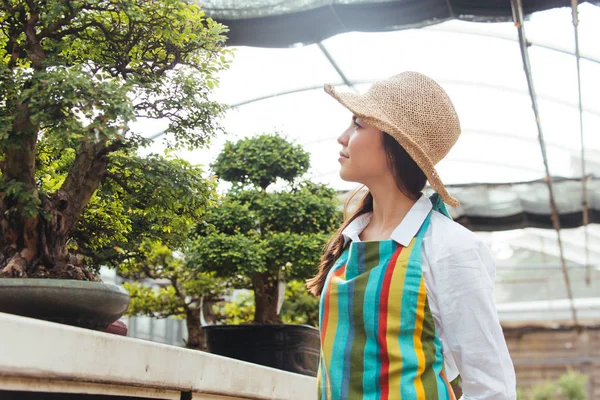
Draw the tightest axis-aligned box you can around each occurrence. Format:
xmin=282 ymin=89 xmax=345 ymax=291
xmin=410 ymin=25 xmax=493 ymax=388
xmin=342 ymin=194 xmax=433 ymax=247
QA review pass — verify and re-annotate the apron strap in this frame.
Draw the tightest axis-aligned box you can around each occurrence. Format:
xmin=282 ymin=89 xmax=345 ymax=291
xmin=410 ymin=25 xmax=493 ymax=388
xmin=415 ymin=193 xmax=452 ymax=239
xmin=429 ymin=192 xmax=453 ymax=220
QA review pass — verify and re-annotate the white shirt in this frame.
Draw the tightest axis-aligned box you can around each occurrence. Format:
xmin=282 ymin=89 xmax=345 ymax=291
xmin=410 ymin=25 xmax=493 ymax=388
xmin=342 ymin=194 xmax=517 ymax=400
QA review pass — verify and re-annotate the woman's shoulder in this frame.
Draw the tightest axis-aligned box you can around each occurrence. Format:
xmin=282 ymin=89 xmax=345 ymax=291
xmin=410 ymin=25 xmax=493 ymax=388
xmin=428 ymin=209 xmax=478 ymax=241
xmin=426 ymin=210 xmax=492 ymax=264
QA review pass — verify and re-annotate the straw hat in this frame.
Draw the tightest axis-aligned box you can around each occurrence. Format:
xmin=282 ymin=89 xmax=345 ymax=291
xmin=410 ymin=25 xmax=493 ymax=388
xmin=325 ymin=71 xmax=461 ymax=208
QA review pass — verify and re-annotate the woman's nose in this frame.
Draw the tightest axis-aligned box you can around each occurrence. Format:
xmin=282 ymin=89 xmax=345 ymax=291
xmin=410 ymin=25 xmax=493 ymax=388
xmin=337 ymin=130 xmax=348 ymax=146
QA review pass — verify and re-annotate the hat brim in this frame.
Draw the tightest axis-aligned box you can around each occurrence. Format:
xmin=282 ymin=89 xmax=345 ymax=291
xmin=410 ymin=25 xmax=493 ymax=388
xmin=324 ymin=83 xmax=460 ymax=208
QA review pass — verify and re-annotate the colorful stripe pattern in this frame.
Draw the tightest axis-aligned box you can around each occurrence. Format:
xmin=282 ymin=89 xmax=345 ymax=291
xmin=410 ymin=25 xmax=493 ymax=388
xmin=317 ymin=211 xmax=455 ymax=399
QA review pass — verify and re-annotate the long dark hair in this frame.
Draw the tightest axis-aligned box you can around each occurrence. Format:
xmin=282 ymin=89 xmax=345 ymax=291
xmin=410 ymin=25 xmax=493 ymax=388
xmin=306 ymin=133 xmax=427 ymax=296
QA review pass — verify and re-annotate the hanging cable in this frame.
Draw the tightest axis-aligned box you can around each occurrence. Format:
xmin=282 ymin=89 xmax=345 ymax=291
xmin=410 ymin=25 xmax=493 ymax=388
xmin=510 ymin=0 xmax=578 ymax=326
xmin=570 ymin=0 xmax=592 ymax=286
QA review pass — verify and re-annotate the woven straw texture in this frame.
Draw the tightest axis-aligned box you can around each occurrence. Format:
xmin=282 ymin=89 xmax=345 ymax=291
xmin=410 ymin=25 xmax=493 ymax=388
xmin=324 ymin=71 xmax=461 ymax=207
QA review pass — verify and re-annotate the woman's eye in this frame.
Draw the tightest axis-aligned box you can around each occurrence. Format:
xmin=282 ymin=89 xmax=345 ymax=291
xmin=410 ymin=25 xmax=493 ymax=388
xmin=353 ymin=118 xmax=361 ymax=129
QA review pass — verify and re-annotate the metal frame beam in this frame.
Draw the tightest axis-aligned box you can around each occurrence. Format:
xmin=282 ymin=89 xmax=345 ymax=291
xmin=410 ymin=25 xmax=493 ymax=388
xmin=425 ymin=25 xmax=600 ymax=65
xmin=570 ymin=0 xmax=592 ymax=285
xmin=230 ymin=79 xmax=600 ymax=118
xmin=511 ymin=0 xmax=579 ymax=326
xmin=317 ymin=42 xmax=357 ymax=93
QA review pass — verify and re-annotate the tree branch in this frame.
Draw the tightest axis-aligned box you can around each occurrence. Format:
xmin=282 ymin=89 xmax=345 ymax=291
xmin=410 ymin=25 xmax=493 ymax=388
xmin=54 ymin=137 xmax=124 ymax=238
xmin=1 ymin=0 xmax=17 ymax=13
xmin=105 ymin=172 xmax=135 ymax=196
xmin=171 ymin=276 xmax=189 ymax=306
xmin=23 ymin=8 xmax=46 ymax=70
xmin=39 ymin=2 xmax=78 ymax=39
xmin=100 ymin=139 xmax=125 ymax=158
xmin=141 ymin=263 xmax=157 ymax=280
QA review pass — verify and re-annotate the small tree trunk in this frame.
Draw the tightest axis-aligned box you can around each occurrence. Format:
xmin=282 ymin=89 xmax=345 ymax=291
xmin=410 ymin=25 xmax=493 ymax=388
xmin=252 ymin=272 xmax=281 ymax=324
xmin=0 ymin=102 xmax=41 ymax=277
xmin=0 ymin=132 xmax=117 ymax=280
xmin=185 ymin=307 xmax=206 ymax=351
xmin=202 ymin=297 xmax=218 ymax=325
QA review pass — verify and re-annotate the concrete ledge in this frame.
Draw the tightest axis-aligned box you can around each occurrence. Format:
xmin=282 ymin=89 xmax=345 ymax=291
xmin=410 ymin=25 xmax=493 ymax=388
xmin=0 ymin=313 xmax=316 ymax=399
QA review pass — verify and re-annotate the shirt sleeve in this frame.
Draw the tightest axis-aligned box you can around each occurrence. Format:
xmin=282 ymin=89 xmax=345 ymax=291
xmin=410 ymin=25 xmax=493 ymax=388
xmin=433 ymin=239 xmax=517 ymax=399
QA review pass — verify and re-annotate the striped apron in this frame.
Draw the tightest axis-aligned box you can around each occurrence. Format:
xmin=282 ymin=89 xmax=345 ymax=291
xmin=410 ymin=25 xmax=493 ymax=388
xmin=317 ymin=197 xmax=455 ymax=399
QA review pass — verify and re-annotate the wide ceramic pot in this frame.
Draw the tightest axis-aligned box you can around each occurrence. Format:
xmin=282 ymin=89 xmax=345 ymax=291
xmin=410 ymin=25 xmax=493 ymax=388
xmin=0 ymin=278 xmax=130 ymax=330
xmin=204 ymin=324 xmax=320 ymax=377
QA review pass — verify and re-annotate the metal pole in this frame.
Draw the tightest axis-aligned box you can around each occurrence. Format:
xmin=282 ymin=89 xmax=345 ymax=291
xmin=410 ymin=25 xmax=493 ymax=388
xmin=510 ymin=0 xmax=578 ymax=326
xmin=230 ymin=79 xmax=600 ymax=113
xmin=570 ymin=0 xmax=591 ymax=286
xmin=317 ymin=42 xmax=358 ymax=93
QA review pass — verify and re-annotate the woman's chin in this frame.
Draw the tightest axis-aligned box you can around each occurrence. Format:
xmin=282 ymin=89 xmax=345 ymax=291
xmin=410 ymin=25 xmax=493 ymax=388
xmin=339 ymin=169 xmax=358 ymax=183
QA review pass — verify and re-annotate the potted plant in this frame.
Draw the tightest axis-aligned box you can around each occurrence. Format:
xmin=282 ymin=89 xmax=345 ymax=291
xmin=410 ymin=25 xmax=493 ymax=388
xmin=122 ymin=239 xmax=230 ymax=350
xmin=187 ymin=134 xmax=341 ymax=375
xmin=0 ymin=0 xmax=230 ymax=330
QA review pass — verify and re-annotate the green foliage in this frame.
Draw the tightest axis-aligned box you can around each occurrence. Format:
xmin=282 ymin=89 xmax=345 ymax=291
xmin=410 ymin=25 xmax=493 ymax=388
xmin=557 ymin=369 xmax=588 ymax=400
xmin=263 ymin=231 xmax=330 ymax=281
xmin=187 ymin=232 xmax=266 ymax=279
xmin=214 ymin=280 xmax=320 ymax=326
xmin=122 ymin=239 xmax=229 ymax=319
xmin=280 ymin=280 xmax=319 ymax=326
xmin=88 ymin=153 xmax=217 ymax=265
xmin=124 ymin=282 xmax=185 ymax=319
xmin=36 ymin=140 xmax=218 ymax=271
xmin=213 ymin=291 xmax=255 ymax=325
xmin=0 ymin=179 xmax=41 ymax=218
xmin=528 ymin=382 xmax=558 ymax=400
xmin=252 ymin=182 xmax=341 ymax=234
xmin=211 ymin=134 xmax=310 ymax=189
xmin=519 ymin=369 xmax=588 ymax=400
xmin=195 ymin=199 xmax=255 ymax=236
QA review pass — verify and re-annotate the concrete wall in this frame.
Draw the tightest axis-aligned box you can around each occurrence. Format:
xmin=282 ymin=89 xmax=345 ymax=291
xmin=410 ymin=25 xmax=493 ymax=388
xmin=0 ymin=313 xmax=316 ymax=399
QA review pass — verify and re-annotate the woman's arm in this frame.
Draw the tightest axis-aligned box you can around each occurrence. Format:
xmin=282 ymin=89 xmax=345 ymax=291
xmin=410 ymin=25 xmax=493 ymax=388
xmin=433 ymin=240 xmax=517 ymax=399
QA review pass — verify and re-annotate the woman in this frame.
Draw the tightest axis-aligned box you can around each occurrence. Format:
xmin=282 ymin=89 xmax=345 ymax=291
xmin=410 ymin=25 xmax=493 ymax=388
xmin=307 ymin=72 xmax=516 ymax=399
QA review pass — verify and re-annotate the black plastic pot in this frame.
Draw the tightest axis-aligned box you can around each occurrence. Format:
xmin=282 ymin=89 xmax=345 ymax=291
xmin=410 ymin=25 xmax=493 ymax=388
xmin=204 ymin=324 xmax=320 ymax=377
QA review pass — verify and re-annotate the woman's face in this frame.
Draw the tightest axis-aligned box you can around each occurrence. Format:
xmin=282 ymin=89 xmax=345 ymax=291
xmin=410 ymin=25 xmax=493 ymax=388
xmin=337 ymin=115 xmax=391 ymax=184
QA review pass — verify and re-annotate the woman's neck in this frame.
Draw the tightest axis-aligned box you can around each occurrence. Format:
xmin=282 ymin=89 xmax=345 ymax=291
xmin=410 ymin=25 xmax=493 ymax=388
xmin=360 ymin=179 xmax=418 ymax=241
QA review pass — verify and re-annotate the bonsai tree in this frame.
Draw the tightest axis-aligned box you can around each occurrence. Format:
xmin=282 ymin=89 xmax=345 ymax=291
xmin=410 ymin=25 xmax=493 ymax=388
xmin=121 ymin=239 xmax=229 ymax=350
xmin=0 ymin=0 xmax=231 ymax=279
xmin=187 ymin=134 xmax=342 ymax=324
